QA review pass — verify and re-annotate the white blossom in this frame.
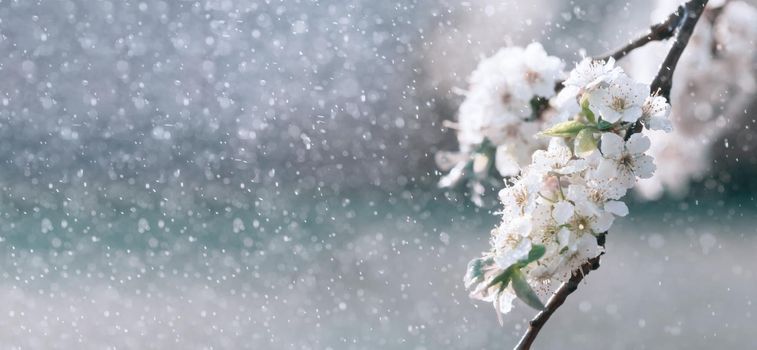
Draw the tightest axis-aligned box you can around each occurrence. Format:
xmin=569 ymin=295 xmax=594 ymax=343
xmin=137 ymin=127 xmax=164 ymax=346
xmin=587 ymin=75 xmax=648 ymax=123
xmin=438 ymin=44 xmax=567 ymax=190
xmin=641 ymin=95 xmax=672 ymax=132
xmin=549 ymin=85 xmax=581 ymax=124
xmin=498 ymin=172 xmax=542 ymax=218
xmin=596 ymin=133 xmax=656 ymax=188
xmin=463 ymin=42 xmax=676 ymax=318
xmin=493 ymin=122 xmax=542 ymax=177
xmin=563 ymin=57 xmax=622 ymax=91
xmin=531 ymin=138 xmax=588 ymax=175
xmin=714 ymin=1 xmax=757 ymax=59
xmin=553 ymin=233 xmax=604 ymax=281
xmin=508 ymin=42 xmax=565 ymax=99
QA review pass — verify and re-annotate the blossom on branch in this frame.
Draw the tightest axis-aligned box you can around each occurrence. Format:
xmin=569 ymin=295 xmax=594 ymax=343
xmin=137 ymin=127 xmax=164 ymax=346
xmin=464 ymin=58 xmax=672 ymax=317
xmin=437 ymin=43 xmax=565 ymax=205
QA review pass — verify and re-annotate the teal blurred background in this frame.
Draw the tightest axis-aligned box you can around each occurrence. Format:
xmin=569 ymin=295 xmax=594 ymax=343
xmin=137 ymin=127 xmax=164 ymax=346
xmin=0 ymin=0 xmax=755 ymax=348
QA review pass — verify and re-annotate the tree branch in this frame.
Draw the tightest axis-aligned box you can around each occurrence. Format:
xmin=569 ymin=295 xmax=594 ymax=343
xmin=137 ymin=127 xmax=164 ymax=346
xmin=514 ymin=234 xmax=605 ymax=350
xmin=650 ymin=0 xmax=709 ymax=101
xmin=514 ymin=1 xmax=709 ymax=349
xmin=596 ymin=8 xmax=681 ymax=62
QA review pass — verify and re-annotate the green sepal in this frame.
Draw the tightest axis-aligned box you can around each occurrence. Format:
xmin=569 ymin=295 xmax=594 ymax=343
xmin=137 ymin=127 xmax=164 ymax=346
xmin=511 ymin=268 xmax=546 ymax=311
xmin=597 ymin=119 xmax=614 ymax=131
xmin=580 ymin=95 xmax=596 ymax=124
xmin=464 ymin=257 xmax=486 ymax=288
xmin=486 ymin=265 xmax=516 ymax=290
xmin=516 ymin=244 xmax=546 ymax=267
xmin=541 ymin=120 xmax=586 ymax=137
xmin=574 ymin=128 xmax=598 ymax=157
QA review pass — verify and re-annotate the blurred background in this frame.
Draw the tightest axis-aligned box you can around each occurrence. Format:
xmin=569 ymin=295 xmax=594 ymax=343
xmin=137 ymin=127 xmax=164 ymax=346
xmin=0 ymin=0 xmax=755 ymax=348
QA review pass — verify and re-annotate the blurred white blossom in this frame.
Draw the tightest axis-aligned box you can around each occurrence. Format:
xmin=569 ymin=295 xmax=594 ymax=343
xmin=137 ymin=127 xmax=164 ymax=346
xmin=438 ymin=43 xmax=565 ymax=204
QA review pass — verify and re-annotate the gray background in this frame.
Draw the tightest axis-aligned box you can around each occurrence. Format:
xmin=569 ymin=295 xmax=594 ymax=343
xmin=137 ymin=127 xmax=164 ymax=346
xmin=0 ymin=0 xmax=755 ymax=348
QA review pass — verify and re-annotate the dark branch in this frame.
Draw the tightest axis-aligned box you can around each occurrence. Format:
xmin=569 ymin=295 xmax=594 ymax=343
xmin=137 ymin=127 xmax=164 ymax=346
xmin=650 ymin=0 xmax=709 ymax=101
xmin=514 ymin=1 xmax=709 ymax=349
xmin=596 ymin=8 xmax=681 ymax=62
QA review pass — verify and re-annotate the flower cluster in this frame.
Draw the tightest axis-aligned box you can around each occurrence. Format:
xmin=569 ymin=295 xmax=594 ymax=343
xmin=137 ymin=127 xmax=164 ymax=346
xmin=464 ymin=57 xmax=672 ymax=319
xmin=437 ymin=43 xmax=564 ymax=205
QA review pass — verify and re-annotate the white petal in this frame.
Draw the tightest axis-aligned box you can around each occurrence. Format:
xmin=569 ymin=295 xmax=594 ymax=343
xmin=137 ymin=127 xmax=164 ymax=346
xmin=575 ymin=200 xmax=601 ymax=217
xmin=576 ymin=234 xmax=603 ymax=259
xmin=438 ymin=162 xmax=466 ymax=188
xmin=604 ymin=57 xmax=616 ymax=69
xmin=644 ymin=95 xmax=671 ymax=119
xmin=633 ymin=154 xmax=656 ymax=179
xmin=556 ymin=159 xmax=588 ymax=174
xmin=599 ymin=180 xmax=627 ymax=200
xmin=598 ymin=106 xmax=622 ymax=123
xmin=495 ymin=145 xmax=521 ymax=177
xmin=566 ymin=184 xmax=588 ymax=203
xmin=594 ymin=158 xmax=617 ymax=180
xmin=523 ymin=42 xmax=546 ymax=61
xmin=496 ymin=289 xmax=517 ymax=316
xmin=498 ymin=186 xmax=515 ymax=204
xmin=587 ymin=90 xmax=616 ymax=121
xmin=509 ymin=215 xmax=534 ymax=237
xmin=531 ymin=149 xmax=550 ymax=168
xmin=616 ymin=168 xmax=637 ymax=189
xmin=590 ymin=212 xmax=614 ymax=233
xmin=604 ymin=200 xmax=629 ymax=217
xmin=495 ymin=238 xmax=532 ymax=269
xmin=557 ymin=227 xmax=572 ymax=248
xmin=552 ymin=201 xmax=575 ymax=225
xmin=547 ymin=138 xmax=572 ymax=165
xmin=552 ymin=85 xmax=580 ymax=110
xmin=621 ymin=105 xmax=643 ymax=123
xmin=629 ymin=81 xmax=650 ymax=105
xmin=626 ymin=133 xmax=651 ymax=154
xmin=600 ymin=133 xmax=624 ymax=159
xmin=647 ymin=116 xmax=672 ymax=132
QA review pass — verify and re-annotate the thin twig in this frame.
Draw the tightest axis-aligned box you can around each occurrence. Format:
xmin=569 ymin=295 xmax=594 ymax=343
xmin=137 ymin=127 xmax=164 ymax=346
xmin=514 ymin=1 xmax=709 ymax=349
xmin=596 ymin=8 xmax=682 ymax=62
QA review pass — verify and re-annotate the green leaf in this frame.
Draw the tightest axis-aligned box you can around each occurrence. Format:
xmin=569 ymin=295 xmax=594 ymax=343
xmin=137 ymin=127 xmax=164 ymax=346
xmin=541 ymin=120 xmax=586 ymax=137
xmin=511 ymin=268 xmax=546 ymax=311
xmin=475 ymin=138 xmax=496 ymax=155
xmin=574 ymin=128 xmax=598 ymax=157
xmin=580 ymin=95 xmax=596 ymax=124
xmin=516 ymin=244 xmax=546 ymax=267
xmin=486 ymin=265 xmax=516 ymax=290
